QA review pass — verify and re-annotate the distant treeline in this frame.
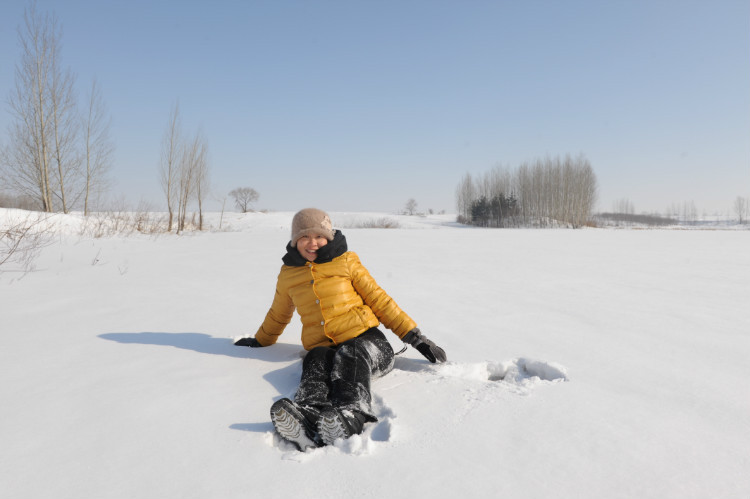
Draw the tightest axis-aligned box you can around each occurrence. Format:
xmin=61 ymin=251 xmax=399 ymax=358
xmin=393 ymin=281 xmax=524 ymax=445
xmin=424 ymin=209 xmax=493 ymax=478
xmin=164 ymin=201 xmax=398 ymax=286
xmin=456 ymin=154 xmax=598 ymax=228
xmin=594 ymin=213 xmax=678 ymax=226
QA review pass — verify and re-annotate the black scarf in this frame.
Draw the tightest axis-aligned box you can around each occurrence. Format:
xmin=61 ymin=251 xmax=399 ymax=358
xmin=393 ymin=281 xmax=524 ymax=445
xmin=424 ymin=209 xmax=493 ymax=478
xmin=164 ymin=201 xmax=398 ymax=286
xmin=282 ymin=230 xmax=348 ymax=267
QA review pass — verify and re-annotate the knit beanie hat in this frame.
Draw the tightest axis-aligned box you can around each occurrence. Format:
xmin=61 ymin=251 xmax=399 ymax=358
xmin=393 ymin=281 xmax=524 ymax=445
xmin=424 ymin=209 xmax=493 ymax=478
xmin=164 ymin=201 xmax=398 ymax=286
xmin=290 ymin=208 xmax=335 ymax=246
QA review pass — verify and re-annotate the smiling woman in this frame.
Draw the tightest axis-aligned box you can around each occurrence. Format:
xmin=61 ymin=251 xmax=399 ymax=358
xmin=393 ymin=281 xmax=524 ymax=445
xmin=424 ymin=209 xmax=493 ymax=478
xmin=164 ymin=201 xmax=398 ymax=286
xmin=233 ymin=207 xmax=447 ymax=451
xmin=290 ymin=208 xmax=334 ymax=261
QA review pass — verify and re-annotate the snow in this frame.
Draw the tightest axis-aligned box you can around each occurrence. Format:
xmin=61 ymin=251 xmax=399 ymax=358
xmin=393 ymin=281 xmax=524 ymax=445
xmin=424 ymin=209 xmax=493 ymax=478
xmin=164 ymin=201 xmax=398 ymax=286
xmin=1 ymin=209 xmax=749 ymax=499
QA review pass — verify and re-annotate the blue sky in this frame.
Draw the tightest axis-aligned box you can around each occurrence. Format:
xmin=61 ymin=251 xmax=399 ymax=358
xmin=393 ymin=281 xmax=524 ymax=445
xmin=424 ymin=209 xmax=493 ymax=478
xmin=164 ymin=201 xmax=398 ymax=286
xmin=1 ymin=0 xmax=748 ymax=214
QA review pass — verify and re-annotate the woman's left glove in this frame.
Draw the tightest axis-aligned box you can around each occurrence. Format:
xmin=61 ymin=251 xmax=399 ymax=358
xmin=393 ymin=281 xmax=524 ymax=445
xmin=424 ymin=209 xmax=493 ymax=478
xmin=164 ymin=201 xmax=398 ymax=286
xmin=234 ymin=337 xmax=263 ymax=347
xmin=403 ymin=328 xmax=447 ymax=363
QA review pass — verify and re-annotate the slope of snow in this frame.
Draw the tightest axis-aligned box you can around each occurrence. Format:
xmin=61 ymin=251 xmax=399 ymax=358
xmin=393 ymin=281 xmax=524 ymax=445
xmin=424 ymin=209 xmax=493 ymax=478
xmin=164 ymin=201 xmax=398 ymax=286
xmin=1 ymin=210 xmax=748 ymax=498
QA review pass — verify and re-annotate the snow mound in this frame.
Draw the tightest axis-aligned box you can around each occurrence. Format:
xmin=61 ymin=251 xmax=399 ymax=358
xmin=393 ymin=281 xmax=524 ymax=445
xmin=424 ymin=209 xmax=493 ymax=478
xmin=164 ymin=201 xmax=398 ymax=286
xmin=398 ymin=357 xmax=568 ymax=391
xmin=493 ymin=357 xmax=569 ymax=384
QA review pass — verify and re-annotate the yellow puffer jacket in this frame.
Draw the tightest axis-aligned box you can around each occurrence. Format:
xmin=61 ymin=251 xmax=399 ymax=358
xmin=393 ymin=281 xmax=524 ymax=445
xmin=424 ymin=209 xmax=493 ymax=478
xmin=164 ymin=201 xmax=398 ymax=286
xmin=255 ymin=251 xmax=416 ymax=350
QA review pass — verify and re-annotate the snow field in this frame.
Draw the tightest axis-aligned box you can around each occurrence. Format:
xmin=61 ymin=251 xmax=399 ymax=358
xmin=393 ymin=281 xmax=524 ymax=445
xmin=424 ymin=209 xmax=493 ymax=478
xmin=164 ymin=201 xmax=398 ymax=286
xmin=1 ymin=210 xmax=748 ymax=498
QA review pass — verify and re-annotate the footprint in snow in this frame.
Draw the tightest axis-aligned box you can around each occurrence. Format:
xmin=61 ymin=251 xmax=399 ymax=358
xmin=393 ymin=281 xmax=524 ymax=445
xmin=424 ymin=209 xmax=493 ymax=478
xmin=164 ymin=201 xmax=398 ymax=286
xmin=395 ymin=356 xmax=568 ymax=392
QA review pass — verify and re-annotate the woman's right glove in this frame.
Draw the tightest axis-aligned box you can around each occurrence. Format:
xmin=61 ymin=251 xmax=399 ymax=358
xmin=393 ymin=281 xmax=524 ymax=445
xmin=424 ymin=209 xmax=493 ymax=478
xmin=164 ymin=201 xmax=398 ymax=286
xmin=403 ymin=328 xmax=447 ymax=363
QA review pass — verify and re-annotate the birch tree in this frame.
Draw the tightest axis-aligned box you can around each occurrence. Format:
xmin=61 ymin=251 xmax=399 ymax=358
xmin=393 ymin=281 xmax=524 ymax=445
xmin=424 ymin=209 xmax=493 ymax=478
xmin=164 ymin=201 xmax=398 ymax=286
xmin=48 ymin=59 xmax=80 ymax=213
xmin=3 ymin=5 xmax=59 ymax=211
xmin=455 ymin=172 xmax=475 ymax=221
xmin=2 ymin=5 xmax=114 ymax=214
xmin=1 ymin=4 xmax=89 ymax=213
xmin=177 ymin=131 xmax=208 ymax=232
xmin=176 ymin=148 xmax=194 ymax=234
xmin=194 ymin=138 xmax=209 ymax=231
xmin=158 ymin=105 xmax=210 ymax=232
xmin=159 ymin=104 xmax=182 ymax=231
xmin=82 ymin=79 xmax=113 ymax=215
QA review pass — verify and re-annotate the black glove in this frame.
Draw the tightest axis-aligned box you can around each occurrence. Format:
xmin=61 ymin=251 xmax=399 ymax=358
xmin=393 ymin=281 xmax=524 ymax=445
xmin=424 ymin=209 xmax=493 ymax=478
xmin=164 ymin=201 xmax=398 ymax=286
xmin=234 ymin=337 xmax=264 ymax=347
xmin=402 ymin=328 xmax=447 ymax=363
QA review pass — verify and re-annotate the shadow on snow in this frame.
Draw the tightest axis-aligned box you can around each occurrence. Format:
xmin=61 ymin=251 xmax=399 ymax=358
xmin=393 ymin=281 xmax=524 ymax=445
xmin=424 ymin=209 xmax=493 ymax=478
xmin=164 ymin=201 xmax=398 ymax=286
xmin=98 ymin=331 xmax=306 ymax=435
xmin=98 ymin=331 xmax=303 ymax=362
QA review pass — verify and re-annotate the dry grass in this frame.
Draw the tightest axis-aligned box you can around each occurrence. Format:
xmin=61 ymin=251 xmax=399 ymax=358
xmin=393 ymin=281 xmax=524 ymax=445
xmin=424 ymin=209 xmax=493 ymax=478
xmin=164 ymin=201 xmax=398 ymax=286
xmin=340 ymin=217 xmax=401 ymax=229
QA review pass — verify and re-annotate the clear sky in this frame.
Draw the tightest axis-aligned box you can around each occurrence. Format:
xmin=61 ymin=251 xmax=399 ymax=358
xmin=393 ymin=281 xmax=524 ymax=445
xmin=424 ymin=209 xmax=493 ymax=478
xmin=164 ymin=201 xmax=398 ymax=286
xmin=1 ymin=0 xmax=748 ymax=215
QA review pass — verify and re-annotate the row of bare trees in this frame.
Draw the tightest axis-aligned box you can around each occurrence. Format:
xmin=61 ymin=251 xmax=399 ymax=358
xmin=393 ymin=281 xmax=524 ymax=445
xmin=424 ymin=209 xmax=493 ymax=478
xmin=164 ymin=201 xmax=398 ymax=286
xmin=456 ymin=154 xmax=598 ymax=228
xmin=158 ymin=104 xmax=210 ymax=233
xmin=1 ymin=4 xmax=113 ymax=214
xmin=599 ymin=196 xmax=750 ymax=226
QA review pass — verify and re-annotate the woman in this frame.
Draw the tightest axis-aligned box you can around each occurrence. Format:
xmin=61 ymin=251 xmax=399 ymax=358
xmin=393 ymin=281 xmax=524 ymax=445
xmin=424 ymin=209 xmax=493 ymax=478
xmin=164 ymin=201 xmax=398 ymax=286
xmin=234 ymin=208 xmax=446 ymax=451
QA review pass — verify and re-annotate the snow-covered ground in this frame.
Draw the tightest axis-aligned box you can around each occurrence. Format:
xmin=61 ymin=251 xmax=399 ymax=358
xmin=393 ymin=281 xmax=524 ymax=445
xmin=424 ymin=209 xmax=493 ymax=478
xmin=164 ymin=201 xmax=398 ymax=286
xmin=1 ymin=209 xmax=748 ymax=499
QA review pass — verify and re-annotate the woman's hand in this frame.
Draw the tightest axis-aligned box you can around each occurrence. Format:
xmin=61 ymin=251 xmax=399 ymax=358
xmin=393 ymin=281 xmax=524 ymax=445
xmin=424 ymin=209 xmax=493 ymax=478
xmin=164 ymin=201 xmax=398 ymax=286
xmin=402 ymin=328 xmax=447 ymax=363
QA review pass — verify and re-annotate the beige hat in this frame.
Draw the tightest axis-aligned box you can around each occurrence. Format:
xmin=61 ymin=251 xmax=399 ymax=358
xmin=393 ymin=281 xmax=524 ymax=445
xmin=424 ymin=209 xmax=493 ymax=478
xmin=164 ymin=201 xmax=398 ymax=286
xmin=290 ymin=208 xmax=335 ymax=246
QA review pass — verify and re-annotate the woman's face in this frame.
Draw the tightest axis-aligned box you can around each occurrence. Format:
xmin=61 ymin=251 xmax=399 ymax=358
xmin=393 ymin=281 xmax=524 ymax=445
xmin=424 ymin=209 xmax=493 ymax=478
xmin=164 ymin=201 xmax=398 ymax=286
xmin=296 ymin=235 xmax=329 ymax=261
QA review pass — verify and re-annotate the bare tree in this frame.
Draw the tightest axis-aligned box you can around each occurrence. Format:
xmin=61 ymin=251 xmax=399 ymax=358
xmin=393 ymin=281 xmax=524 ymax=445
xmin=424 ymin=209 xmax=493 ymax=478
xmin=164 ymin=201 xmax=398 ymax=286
xmin=217 ymin=194 xmax=228 ymax=230
xmin=1 ymin=4 xmax=87 ymax=213
xmin=3 ymin=5 xmax=59 ymax=211
xmin=665 ymin=203 xmax=681 ymax=219
xmin=194 ymin=138 xmax=209 ymax=231
xmin=455 ymin=172 xmax=475 ymax=222
xmin=176 ymin=139 xmax=196 ymax=234
xmin=158 ymin=104 xmax=210 ymax=233
xmin=1 ymin=5 xmax=115 ymax=214
xmin=734 ymin=196 xmax=747 ymax=224
xmin=159 ymin=103 xmax=182 ymax=231
xmin=48 ymin=58 xmax=80 ymax=213
xmin=681 ymin=200 xmax=697 ymax=225
xmin=404 ymin=198 xmax=418 ymax=215
xmin=178 ymin=131 xmax=208 ymax=232
xmin=567 ymin=156 xmax=598 ymax=228
xmin=613 ymin=198 xmax=635 ymax=215
xmin=229 ymin=187 xmax=259 ymax=213
xmin=82 ymin=79 xmax=113 ymax=215
xmin=455 ymin=173 xmax=472 ymax=222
